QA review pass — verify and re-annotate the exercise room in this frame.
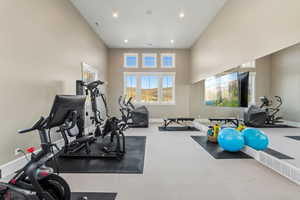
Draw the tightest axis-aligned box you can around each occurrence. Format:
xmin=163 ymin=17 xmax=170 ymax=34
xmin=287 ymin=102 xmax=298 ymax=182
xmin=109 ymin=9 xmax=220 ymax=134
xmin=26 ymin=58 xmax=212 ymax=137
xmin=1 ymin=0 xmax=300 ymax=199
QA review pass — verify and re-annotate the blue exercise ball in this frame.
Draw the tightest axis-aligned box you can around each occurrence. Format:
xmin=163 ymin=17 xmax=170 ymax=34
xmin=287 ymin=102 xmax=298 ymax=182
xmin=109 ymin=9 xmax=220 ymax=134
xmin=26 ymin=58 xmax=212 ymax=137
xmin=242 ymin=128 xmax=269 ymax=150
xmin=217 ymin=128 xmax=245 ymax=152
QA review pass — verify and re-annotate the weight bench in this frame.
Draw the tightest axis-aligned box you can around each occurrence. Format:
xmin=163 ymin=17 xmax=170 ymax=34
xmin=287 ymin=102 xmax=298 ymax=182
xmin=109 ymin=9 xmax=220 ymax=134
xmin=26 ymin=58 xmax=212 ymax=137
xmin=208 ymin=117 xmax=240 ymax=128
xmin=163 ymin=118 xmax=195 ymax=129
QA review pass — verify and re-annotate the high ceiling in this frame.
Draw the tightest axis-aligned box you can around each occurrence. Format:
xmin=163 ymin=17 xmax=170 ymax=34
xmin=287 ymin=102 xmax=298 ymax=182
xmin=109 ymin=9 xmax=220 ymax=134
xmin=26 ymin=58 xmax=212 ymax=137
xmin=70 ymin=0 xmax=227 ymax=49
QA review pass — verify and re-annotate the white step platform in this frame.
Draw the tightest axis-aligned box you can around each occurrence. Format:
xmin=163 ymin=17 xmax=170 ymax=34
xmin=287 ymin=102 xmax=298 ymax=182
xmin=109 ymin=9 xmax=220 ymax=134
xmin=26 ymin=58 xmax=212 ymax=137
xmin=194 ymin=119 xmax=300 ymax=185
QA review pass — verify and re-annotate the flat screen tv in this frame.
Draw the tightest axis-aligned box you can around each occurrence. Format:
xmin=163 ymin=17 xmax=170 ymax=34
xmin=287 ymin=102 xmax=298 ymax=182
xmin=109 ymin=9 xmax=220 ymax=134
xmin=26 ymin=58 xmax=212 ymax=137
xmin=205 ymin=72 xmax=249 ymax=107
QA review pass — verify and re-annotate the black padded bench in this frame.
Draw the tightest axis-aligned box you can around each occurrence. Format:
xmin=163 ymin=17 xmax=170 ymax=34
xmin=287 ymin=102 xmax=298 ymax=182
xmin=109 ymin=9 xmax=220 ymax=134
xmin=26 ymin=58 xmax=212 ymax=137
xmin=163 ymin=118 xmax=195 ymax=128
xmin=208 ymin=117 xmax=240 ymax=127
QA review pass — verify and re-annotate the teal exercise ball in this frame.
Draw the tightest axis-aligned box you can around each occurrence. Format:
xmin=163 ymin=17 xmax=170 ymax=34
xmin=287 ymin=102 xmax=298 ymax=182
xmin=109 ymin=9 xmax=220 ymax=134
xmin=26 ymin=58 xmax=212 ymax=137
xmin=217 ymin=128 xmax=245 ymax=152
xmin=242 ymin=128 xmax=269 ymax=150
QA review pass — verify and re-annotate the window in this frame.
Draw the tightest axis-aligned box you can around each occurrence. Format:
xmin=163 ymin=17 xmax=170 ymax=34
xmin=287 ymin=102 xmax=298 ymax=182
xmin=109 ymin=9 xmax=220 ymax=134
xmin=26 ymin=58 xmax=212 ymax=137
xmin=162 ymin=76 xmax=174 ymax=103
xmin=124 ymin=75 xmax=137 ymax=102
xmin=124 ymin=72 xmax=175 ymax=104
xmin=124 ymin=53 xmax=138 ymax=68
xmin=161 ymin=53 xmax=175 ymax=68
xmin=142 ymin=54 xmax=157 ymax=68
xmin=141 ymin=75 xmax=159 ymax=102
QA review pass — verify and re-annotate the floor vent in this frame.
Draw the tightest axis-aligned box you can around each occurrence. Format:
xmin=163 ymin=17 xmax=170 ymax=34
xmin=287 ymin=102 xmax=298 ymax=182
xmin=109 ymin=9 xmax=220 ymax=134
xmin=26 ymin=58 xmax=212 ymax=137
xmin=259 ymin=152 xmax=300 ymax=185
xmin=242 ymin=146 xmax=300 ymax=185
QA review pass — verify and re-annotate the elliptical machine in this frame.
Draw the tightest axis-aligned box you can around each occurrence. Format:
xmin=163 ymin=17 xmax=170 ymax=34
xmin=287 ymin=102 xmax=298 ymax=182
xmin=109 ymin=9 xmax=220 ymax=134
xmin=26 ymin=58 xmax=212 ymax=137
xmin=0 ymin=95 xmax=86 ymax=200
xmin=120 ymin=95 xmax=149 ymax=128
xmin=259 ymin=96 xmax=283 ymax=125
xmin=244 ymin=96 xmax=283 ymax=127
xmin=59 ymin=80 xmax=126 ymax=159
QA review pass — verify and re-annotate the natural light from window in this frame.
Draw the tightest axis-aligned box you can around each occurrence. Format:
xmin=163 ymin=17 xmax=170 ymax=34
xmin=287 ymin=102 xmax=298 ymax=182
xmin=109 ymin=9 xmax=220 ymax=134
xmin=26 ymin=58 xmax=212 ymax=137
xmin=162 ymin=76 xmax=174 ymax=102
xmin=143 ymin=54 xmax=157 ymax=68
xmin=124 ymin=53 xmax=138 ymax=68
xmin=125 ymin=75 xmax=137 ymax=101
xmin=161 ymin=54 xmax=175 ymax=68
xmin=124 ymin=72 xmax=175 ymax=104
xmin=141 ymin=76 xmax=159 ymax=102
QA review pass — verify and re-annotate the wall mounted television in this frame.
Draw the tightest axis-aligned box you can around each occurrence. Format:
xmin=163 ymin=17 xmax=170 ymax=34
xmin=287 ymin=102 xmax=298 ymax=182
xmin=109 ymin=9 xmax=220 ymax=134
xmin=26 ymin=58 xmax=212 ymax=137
xmin=205 ymin=72 xmax=249 ymax=107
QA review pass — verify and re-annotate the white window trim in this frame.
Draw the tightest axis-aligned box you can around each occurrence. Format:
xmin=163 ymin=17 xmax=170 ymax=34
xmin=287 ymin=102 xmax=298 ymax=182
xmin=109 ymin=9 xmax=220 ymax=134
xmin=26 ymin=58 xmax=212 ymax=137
xmin=124 ymin=53 xmax=139 ymax=68
xmin=249 ymin=72 xmax=256 ymax=105
xmin=161 ymin=53 xmax=176 ymax=68
xmin=241 ymin=61 xmax=256 ymax=68
xmin=142 ymin=53 xmax=157 ymax=68
xmin=124 ymin=72 xmax=176 ymax=105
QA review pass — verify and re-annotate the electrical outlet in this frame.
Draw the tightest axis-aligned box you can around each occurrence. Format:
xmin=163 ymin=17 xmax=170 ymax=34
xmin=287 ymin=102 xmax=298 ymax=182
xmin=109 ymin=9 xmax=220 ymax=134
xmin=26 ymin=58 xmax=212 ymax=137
xmin=14 ymin=148 xmax=22 ymax=156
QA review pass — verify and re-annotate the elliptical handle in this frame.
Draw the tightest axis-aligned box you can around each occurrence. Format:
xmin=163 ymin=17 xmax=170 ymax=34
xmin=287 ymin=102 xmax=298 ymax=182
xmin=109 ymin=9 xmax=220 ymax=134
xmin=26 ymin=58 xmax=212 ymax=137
xmin=126 ymin=97 xmax=135 ymax=110
xmin=18 ymin=117 xmax=45 ymax=134
xmin=118 ymin=95 xmax=123 ymax=107
xmin=274 ymin=96 xmax=282 ymax=103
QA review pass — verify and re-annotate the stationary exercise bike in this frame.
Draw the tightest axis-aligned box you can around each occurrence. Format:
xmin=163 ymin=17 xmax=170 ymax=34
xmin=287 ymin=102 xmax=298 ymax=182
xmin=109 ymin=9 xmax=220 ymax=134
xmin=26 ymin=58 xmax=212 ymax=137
xmin=0 ymin=95 xmax=87 ymax=200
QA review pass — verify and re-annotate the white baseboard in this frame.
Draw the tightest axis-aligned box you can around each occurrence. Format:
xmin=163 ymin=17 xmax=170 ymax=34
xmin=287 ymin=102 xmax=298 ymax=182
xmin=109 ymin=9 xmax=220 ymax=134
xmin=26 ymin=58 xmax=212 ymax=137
xmin=0 ymin=139 xmax=65 ymax=179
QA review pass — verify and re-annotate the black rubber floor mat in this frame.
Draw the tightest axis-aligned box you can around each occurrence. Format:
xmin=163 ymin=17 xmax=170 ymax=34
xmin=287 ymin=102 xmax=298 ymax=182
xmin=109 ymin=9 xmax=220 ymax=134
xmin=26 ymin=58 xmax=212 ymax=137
xmin=263 ymin=148 xmax=294 ymax=159
xmin=191 ymin=136 xmax=252 ymax=159
xmin=47 ymin=136 xmax=146 ymax=174
xmin=72 ymin=192 xmax=117 ymax=200
xmin=250 ymin=124 xmax=297 ymax=128
xmin=159 ymin=126 xmax=199 ymax=131
xmin=286 ymin=136 xmax=300 ymax=141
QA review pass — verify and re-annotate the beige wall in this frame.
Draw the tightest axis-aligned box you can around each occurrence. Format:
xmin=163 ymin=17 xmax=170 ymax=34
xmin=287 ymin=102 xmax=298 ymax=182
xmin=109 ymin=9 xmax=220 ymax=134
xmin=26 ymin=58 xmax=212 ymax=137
xmin=0 ymin=0 xmax=107 ymax=165
xmin=271 ymin=43 xmax=300 ymax=122
xmin=191 ymin=0 xmax=300 ymax=83
xmin=107 ymin=49 xmax=190 ymax=118
xmin=189 ymin=56 xmax=272 ymax=119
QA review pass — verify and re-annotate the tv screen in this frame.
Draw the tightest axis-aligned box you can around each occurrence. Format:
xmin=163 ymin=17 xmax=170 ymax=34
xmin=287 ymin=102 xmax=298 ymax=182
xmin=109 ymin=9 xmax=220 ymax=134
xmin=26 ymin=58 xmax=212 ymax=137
xmin=205 ymin=72 xmax=249 ymax=107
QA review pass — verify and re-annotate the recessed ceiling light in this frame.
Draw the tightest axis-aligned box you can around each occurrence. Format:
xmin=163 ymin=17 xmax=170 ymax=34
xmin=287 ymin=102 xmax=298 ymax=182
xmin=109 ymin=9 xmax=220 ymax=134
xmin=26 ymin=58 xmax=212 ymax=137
xmin=124 ymin=39 xmax=128 ymax=43
xmin=112 ymin=12 xmax=119 ymax=18
xmin=170 ymin=40 xmax=175 ymax=44
xmin=146 ymin=10 xmax=153 ymax=15
xmin=179 ymin=12 xmax=185 ymax=19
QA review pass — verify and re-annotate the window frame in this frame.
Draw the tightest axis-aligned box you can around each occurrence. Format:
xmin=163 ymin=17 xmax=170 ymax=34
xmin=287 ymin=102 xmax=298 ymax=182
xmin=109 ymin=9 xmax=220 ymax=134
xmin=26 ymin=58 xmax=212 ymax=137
xmin=124 ymin=53 xmax=139 ymax=68
xmin=124 ymin=72 xmax=176 ymax=105
xmin=161 ymin=53 xmax=176 ymax=68
xmin=142 ymin=53 xmax=157 ymax=68
xmin=248 ymin=72 xmax=256 ymax=105
xmin=241 ymin=61 xmax=256 ymax=68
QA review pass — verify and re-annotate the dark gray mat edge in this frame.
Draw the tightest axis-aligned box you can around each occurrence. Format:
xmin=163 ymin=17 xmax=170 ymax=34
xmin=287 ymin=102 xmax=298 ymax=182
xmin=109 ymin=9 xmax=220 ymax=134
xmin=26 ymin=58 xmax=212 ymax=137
xmin=191 ymin=136 xmax=253 ymax=159
xmin=263 ymin=148 xmax=294 ymax=159
xmin=72 ymin=192 xmax=117 ymax=200
xmin=286 ymin=136 xmax=300 ymax=141
xmin=47 ymin=136 xmax=146 ymax=174
xmin=159 ymin=126 xmax=200 ymax=132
